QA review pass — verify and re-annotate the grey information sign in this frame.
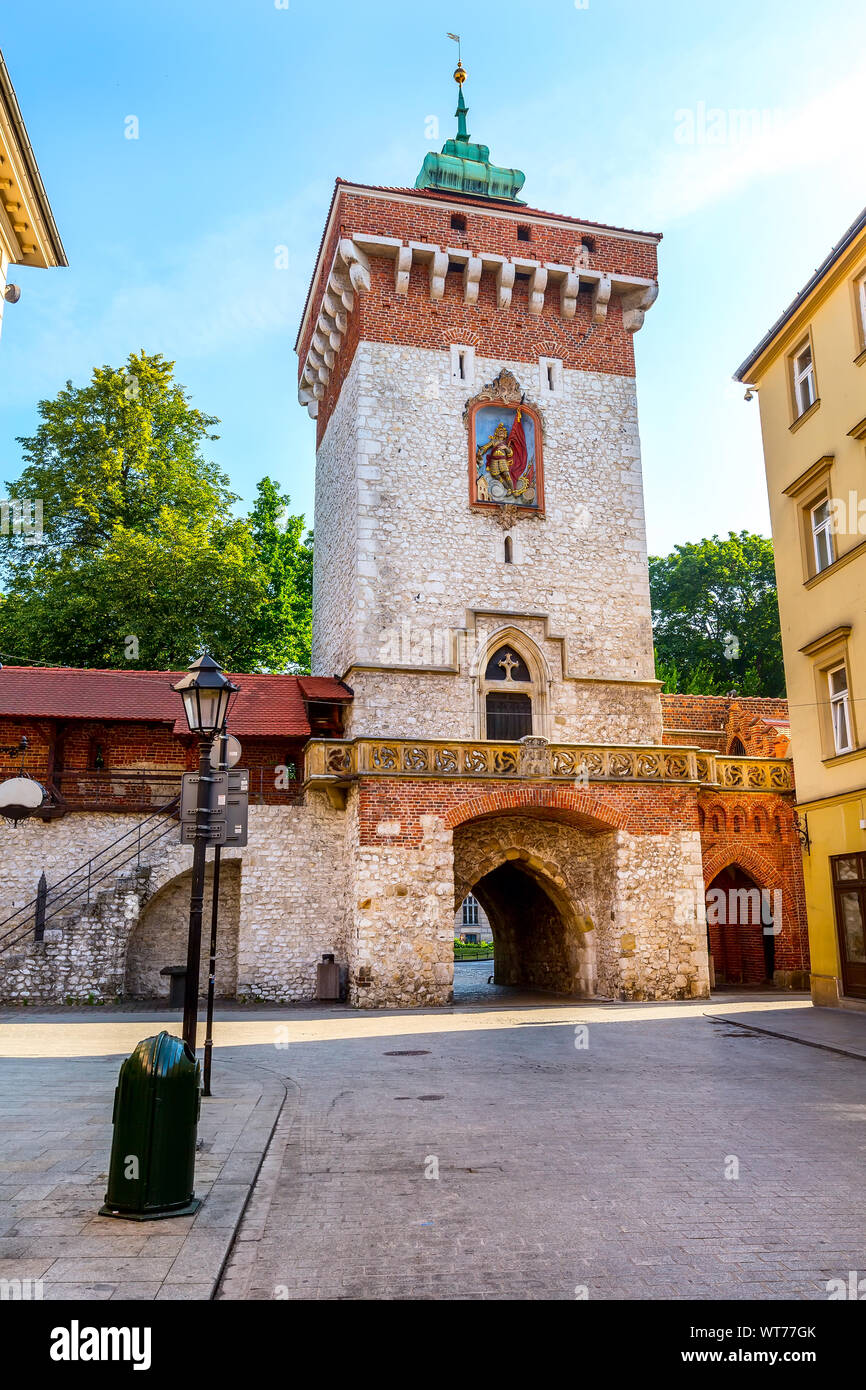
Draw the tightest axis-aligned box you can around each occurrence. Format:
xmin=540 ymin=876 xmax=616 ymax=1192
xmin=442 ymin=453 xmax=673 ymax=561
xmin=179 ymin=769 xmax=249 ymax=847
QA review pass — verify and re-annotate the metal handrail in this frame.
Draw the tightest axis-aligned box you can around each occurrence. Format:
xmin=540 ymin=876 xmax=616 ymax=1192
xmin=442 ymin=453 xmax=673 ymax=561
xmin=0 ymin=796 xmax=180 ymax=955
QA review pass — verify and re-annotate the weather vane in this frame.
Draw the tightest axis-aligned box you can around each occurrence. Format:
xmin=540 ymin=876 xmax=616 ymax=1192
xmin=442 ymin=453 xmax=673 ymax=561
xmin=446 ymin=31 xmax=465 ymax=84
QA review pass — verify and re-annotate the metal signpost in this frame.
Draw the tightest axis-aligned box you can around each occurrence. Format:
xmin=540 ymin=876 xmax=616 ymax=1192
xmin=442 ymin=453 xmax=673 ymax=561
xmin=200 ymin=735 xmax=247 ymax=1096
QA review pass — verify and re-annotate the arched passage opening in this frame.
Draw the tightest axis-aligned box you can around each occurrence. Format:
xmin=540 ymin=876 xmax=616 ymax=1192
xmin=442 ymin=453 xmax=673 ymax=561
xmin=124 ymin=860 xmax=241 ymax=1000
xmin=472 ymin=859 xmax=580 ymax=995
xmin=452 ymin=809 xmax=611 ymax=1000
xmin=706 ymin=863 xmax=775 ymax=987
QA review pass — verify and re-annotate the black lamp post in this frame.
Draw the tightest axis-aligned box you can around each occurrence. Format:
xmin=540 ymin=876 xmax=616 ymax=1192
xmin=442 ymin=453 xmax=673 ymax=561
xmin=172 ymin=654 xmax=238 ymax=1053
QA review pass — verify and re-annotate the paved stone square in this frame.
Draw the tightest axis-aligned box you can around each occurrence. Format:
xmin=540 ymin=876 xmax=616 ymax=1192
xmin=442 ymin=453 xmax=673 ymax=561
xmin=219 ymin=989 xmax=866 ymax=1301
xmin=2 ymin=990 xmax=865 ymax=1301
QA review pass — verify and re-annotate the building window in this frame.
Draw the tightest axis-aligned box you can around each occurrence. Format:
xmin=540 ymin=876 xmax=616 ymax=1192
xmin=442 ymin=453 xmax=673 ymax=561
xmin=450 ymin=343 xmax=475 ymax=386
xmin=486 ymin=692 xmax=533 ymax=741
xmin=538 ymin=356 xmax=563 ymax=395
xmin=728 ymin=736 xmax=746 ymax=756
xmin=829 ymin=664 xmax=853 ymax=754
xmin=477 ymin=631 xmax=547 ymax=741
xmin=857 ymin=271 xmax=866 ymax=347
xmin=485 ymin=647 xmax=531 ymax=682
xmin=504 ymin=535 xmax=513 ymax=563
xmin=517 ymin=224 xmax=532 ymax=242
xmin=811 ymin=497 xmax=835 ymax=573
xmin=462 ymin=895 xmax=479 ymax=926
xmin=792 ymin=341 xmax=817 ymax=416
xmin=451 ymin=213 xmax=466 ymax=232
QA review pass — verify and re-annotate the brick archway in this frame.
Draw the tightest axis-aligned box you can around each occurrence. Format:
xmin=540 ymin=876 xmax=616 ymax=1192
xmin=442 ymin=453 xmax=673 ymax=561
xmin=702 ymin=843 xmax=785 ymax=896
xmin=445 ymin=786 xmax=633 ymax=834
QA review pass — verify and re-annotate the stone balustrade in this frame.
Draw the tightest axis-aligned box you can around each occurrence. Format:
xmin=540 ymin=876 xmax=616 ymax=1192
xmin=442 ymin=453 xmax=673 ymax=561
xmin=304 ymin=738 xmax=794 ymax=792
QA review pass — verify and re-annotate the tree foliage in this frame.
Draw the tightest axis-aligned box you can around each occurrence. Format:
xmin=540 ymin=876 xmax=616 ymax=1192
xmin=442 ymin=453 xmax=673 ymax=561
xmin=0 ymin=352 xmax=312 ymax=672
xmin=649 ymin=532 xmax=785 ymax=697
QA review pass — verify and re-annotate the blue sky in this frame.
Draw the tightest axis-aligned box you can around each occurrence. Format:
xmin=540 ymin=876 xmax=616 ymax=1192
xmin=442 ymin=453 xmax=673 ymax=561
xmin=1 ymin=0 xmax=865 ymax=554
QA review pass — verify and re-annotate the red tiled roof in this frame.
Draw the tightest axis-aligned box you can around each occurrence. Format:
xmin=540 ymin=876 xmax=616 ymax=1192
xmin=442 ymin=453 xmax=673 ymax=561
xmin=0 ymin=668 xmax=351 ymax=739
xmin=297 ymin=676 xmax=352 ymax=701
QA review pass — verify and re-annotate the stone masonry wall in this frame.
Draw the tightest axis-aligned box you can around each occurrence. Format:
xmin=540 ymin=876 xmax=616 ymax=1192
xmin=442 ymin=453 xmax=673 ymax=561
xmin=0 ymin=798 xmax=351 ymax=1005
xmin=311 ymin=340 xmax=660 ymax=745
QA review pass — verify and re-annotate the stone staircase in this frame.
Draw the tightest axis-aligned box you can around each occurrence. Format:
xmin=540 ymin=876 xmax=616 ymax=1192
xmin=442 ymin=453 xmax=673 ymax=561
xmin=0 ymin=802 xmax=178 ymax=1004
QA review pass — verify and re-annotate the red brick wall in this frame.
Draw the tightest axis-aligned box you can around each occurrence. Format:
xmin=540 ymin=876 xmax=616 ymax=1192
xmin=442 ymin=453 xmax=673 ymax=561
xmin=299 ymin=186 xmax=660 ymax=440
xmin=0 ymin=718 xmax=306 ymax=811
xmin=699 ymin=792 xmax=809 ymax=975
xmin=662 ymin=694 xmax=791 ymax=757
xmin=356 ymin=778 xmax=697 ymax=846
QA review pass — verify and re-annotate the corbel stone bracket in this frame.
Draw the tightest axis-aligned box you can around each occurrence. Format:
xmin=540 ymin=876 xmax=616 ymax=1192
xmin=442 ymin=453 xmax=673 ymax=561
xmin=621 ymin=282 xmax=659 ymax=333
xmin=591 ymin=274 xmax=612 ymax=324
xmin=298 ymin=232 xmax=659 ymax=418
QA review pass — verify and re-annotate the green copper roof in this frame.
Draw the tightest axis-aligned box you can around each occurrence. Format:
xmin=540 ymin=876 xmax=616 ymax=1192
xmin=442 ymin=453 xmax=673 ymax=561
xmin=415 ymin=67 xmax=526 ymax=204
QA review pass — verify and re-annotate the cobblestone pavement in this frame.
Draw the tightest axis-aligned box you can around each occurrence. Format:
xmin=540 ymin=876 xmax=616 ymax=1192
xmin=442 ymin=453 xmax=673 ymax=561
xmin=3 ymin=995 xmax=865 ymax=1301
xmin=217 ymin=994 xmax=866 ymax=1301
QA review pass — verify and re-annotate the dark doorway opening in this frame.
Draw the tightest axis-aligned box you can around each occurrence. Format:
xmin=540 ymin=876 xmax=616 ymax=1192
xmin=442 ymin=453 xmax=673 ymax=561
xmin=471 ymin=860 xmax=576 ymax=995
xmin=706 ymin=864 xmax=775 ymax=986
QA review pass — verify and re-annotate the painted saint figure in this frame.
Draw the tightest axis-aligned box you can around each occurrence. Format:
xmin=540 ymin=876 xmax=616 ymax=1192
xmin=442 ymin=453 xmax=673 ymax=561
xmin=472 ymin=398 xmax=540 ymax=509
xmin=476 ymin=421 xmax=517 ymax=496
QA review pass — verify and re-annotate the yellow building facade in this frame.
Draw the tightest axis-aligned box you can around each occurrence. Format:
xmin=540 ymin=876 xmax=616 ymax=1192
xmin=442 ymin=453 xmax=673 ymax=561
xmin=737 ymin=206 xmax=866 ymax=1007
xmin=0 ymin=49 xmax=66 ymax=340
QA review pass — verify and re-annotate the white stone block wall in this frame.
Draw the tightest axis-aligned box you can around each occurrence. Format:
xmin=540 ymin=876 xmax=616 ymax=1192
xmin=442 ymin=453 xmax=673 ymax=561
xmin=611 ymin=830 xmax=710 ymax=1000
xmin=347 ymin=796 xmax=455 ymax=1009
xmin=311 ymin=341 xmax=660 ymax=745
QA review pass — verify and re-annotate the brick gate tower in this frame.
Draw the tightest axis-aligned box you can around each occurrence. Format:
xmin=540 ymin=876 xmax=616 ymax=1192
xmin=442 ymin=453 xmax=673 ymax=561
xmin=297 ymin=61 xmax=713 ymax=1007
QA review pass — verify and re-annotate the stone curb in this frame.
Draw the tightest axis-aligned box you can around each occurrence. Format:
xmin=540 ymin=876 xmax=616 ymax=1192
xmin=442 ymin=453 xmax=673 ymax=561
xmin=215 ymin=1079 xmax=301 ymax=1301
xmin=711 ymin=1012 xmax=866 ymax=1063
xmin=203 ymin=1067 xmax=290 ymax=1301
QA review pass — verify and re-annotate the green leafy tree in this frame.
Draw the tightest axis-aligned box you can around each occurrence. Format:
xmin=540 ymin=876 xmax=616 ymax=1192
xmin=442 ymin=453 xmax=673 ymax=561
xmin=248 ymin=477 xmax=313 ymax=673
xmin=0 ymin=353 xmax=312 ymax=671
xmin=649 ymin=532 xmax=784 ymax=697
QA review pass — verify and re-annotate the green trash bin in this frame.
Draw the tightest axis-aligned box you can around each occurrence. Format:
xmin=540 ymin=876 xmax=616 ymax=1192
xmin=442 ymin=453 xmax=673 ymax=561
xmin=100 ymin=1030 xmax=202 ymax=1220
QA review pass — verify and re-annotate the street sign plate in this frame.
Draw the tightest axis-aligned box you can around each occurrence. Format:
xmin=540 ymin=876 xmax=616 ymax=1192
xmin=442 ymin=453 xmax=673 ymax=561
xmin=178 ymin=771 xmax=249 ymax=847
xmin=210 ymin=734 xmax=243 ymax=770
xmin=180 ymin=819 xmax=228 ymax=845
xmin=180 ymin=771 xmax=228 ymax=821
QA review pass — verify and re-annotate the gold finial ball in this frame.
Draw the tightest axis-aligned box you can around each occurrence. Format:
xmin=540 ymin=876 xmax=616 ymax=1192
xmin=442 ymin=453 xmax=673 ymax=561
xmin=453 ymin=62 xmax=467 ymax=85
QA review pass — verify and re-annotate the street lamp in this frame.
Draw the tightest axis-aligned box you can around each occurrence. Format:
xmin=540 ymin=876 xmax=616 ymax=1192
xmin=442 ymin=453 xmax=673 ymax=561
xmin=172 ymin=654 xmax=239 ymax=1052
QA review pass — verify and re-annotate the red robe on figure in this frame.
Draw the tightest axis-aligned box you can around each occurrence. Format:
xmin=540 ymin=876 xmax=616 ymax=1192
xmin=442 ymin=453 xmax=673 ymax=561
xmin=507 ymin=408 xmax=529 ymax=491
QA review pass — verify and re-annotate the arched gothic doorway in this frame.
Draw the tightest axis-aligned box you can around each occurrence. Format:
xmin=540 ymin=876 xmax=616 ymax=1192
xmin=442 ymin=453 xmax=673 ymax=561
xmin=453 ymin=812 xmax=608 ymax=997
xmin=706 ymin=864 xmax=775 ymax=986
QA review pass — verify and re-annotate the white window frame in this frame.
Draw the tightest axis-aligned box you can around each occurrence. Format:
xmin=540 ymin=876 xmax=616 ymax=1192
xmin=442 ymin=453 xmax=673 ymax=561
xmin=829 ymin=664 xmax=853 ymax=755
xmin=450 ymin=343 xmax=475 ymax=386
xmin=793 ymin=342 xmax=816 ymax=416
xmin=538 ymin=356 xmax=563 ymax=396
xmin=858 ymin=271 xmax=866 ymax=347
xmin=462 ymin=895 xmax=479 ymax=926
xmin=810 ymin=496 xmax=835 ymax=574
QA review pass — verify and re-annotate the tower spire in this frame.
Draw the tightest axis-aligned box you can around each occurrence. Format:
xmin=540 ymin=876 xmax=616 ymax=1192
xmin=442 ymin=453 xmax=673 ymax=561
xmin=454 ymin=61 xmax=469 ymax=143
xmin=414 ymin=42 xmax=526 ymax=203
